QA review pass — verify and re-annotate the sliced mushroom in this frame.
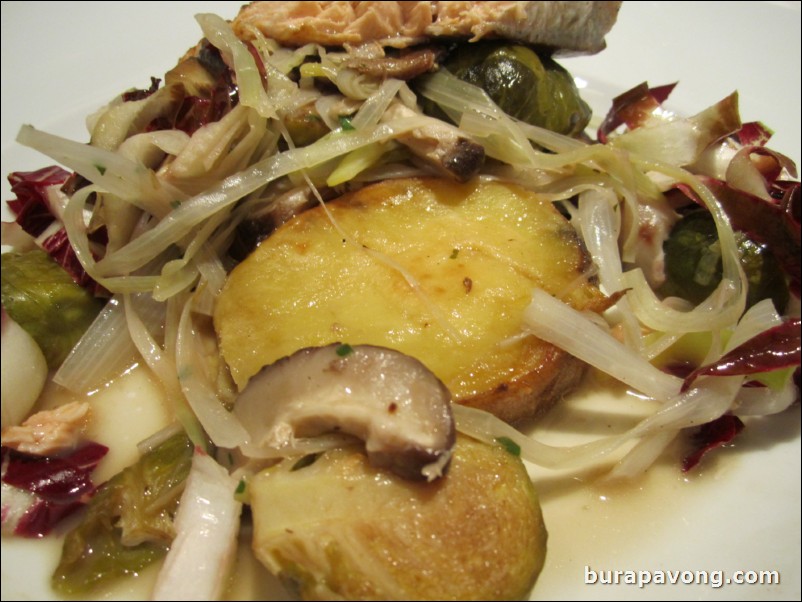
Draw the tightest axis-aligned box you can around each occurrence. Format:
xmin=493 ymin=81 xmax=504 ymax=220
xmin=345 ymin=47 xmax=441 ymax=80
xmin=234 ymin=343 xmax=456 ymax=481
xmin=381 ymin=101 xmax=485 ymax=181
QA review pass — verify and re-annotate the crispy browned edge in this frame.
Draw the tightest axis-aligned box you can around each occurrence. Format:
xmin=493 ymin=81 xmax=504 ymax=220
xmin=459 ymin=344 xmax=588 ymax=426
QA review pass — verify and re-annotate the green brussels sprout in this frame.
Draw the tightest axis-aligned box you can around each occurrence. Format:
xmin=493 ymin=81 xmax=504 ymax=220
xmin=249 ymin=435 xmax=547 ymax=600
xmin=1 ymin=250 xmax=104 ymax=368
xmin=660 ymin=210 xmax=790 ymax=313
xmin=444 ymin=41 xmax=591 ymax=136
xmin=52 ymin=433 xmax=194 ymax=595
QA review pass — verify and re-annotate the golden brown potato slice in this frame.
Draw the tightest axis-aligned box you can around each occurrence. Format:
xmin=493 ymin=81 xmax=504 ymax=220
xmin=249 ymin=435 xmax=547 ymax=601
xmin=215 ymin=177 xmax=605 ymax=423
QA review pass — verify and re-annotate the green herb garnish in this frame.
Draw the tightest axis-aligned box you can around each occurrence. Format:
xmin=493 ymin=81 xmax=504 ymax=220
xmin=336 ymin=343 xmax=354 ymax=357
xmin=291 ymin=453 xmax=321 ymax=471
xmin=495 ymin=436 xmax=521 ymax=456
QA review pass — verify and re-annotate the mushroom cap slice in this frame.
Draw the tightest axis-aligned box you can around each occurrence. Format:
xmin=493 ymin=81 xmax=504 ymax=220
xmin=234 ymin=344 xmax=456 ymax=481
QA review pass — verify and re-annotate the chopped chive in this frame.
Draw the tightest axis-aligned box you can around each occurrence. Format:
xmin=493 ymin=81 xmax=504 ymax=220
xmin=495 ymin=436 xmax=521 ymax=456
xmin=94 ymin=164 xmax=106 ymax=175
xmin=338 ymin=115 xmax=355 ymax=131
xmin=235 ymin=478 xmax=247 ymax=495
xmin=336 ymin=343 xmax=354 ymax=357
xmin=291 ymin=453 xmax=321 ymax=471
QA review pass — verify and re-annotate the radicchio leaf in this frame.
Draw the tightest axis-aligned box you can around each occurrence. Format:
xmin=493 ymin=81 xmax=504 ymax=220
xmin=145 ymin=42 xmax=237 ymax=136
xmin=682 ymin=414 xmax=745 ymax=472
xmin=1 ymin=442 xmax=108 ymax=537
xmin=682 ymin=318 xmax=801 ymax=392
xmin=121 ymin=76 xmax=161 ymax=102
xmin=170 ymin=85 xmax=238 ymax=136
xmin=597 ymin=81 xmax=677 ymax=143
xmin=6 ymin=166 xmax=70 ymax=237
xmin=735 ymin=121 xmax=774 ymax=147
xmin=5 ymin=168 xmax=107 ymax=294
xmin=41 ymin=228 xmax=101 ymax=291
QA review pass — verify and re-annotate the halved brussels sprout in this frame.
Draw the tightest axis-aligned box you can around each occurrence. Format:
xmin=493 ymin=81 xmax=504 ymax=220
xmin=249 ymin=435 xmax=547 ymax=600
xmin=52 ymin=433 xmax=194 ymax=595
xmin=660 ymin=210 xmax=790 ymax=313
xmin=444 ymin=41 xmax=591 ymax=136
xmin=1 ymin=250 xmax=103 ymax=368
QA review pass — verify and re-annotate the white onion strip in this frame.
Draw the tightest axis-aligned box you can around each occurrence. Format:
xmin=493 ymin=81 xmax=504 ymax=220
xmin=53 ymin=296 xmax=137 ymax=393
xmin=123 ymin=294 xmax=205 ymax=446
xmin=175 ymin=291 xmax=250 ymax=449
xmin=197 ymin=13 xmax=275 ymax=119
xmin=622 ymin=157 xmax=747 ymax=334
xmin=575 ymin=187 xmax=645 ymax=352
xmin=455 ymin=374 xmax=741 ymax=471
xmin=17 ymin=125 xmax=183 ymax=218
xmin=151 ymin=450 xmax=242 ymax=601
xmin=524 ymin=288 xmax=682 ymax=401
xmin=91 ymin=115 xmax=437 ymax=278
xmin=351 ymin=79 xmax=404 ymax=130
xmin=605 ymin=429 xmax=679 ymax=480
xmin=416 ymin=70 xmax=537 ymax=166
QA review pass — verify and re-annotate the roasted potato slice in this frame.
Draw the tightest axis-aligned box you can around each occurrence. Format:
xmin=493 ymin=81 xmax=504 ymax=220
xmin=249 ymin=435 xmax=547 ymax=600
xmin=215 ymin=177 xmax=605 ymax=423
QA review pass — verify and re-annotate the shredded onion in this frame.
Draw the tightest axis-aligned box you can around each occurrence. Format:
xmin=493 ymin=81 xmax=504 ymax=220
xmin=175 ymin=291 xmax=250 ymax=449
xmin=123 ymin=293 xmax=205 ymax=446
xmin=524 ymin=288 xmax=682 ymax=401
xmin=197 ymin=13 xmax=275 ymax=119
xmin=575 ymin=187 xmax=644 ymax=352
xmin=455 ymin=372 xmax=741 ymax=472
xmin=54 ymin=295 xmax=153 ymax=393
xmin=17 ymin=125 xmax=183 ymax=218
xmin=73 ymin=115 xmax=435 ymax=283
xmin=151 ymin=450 xmax=242 ymax=601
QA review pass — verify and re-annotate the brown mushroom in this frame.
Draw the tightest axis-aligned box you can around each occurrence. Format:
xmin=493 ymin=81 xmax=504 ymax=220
xmin=380 ymin=101 xmax=485 ymax=181
xmin=345 ymin=47 xmax=442 ymax=80
xmin=233 ymin=343 xmax=456 ymax=481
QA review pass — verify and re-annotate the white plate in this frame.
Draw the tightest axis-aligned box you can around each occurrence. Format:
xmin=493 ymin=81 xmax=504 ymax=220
xmin=2 ymin=2 xmax=800 ymax=600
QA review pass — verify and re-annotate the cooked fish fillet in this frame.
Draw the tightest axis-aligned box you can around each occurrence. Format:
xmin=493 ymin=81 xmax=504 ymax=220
xmin=232 ymin=1 xmax=621 ymax=54
xmin=432 ymin=1 xmax=622 ymax=53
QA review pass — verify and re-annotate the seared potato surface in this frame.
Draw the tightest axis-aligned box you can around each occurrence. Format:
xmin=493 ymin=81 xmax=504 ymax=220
xmin=215 ymin=177 xmax=604 ymax=423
